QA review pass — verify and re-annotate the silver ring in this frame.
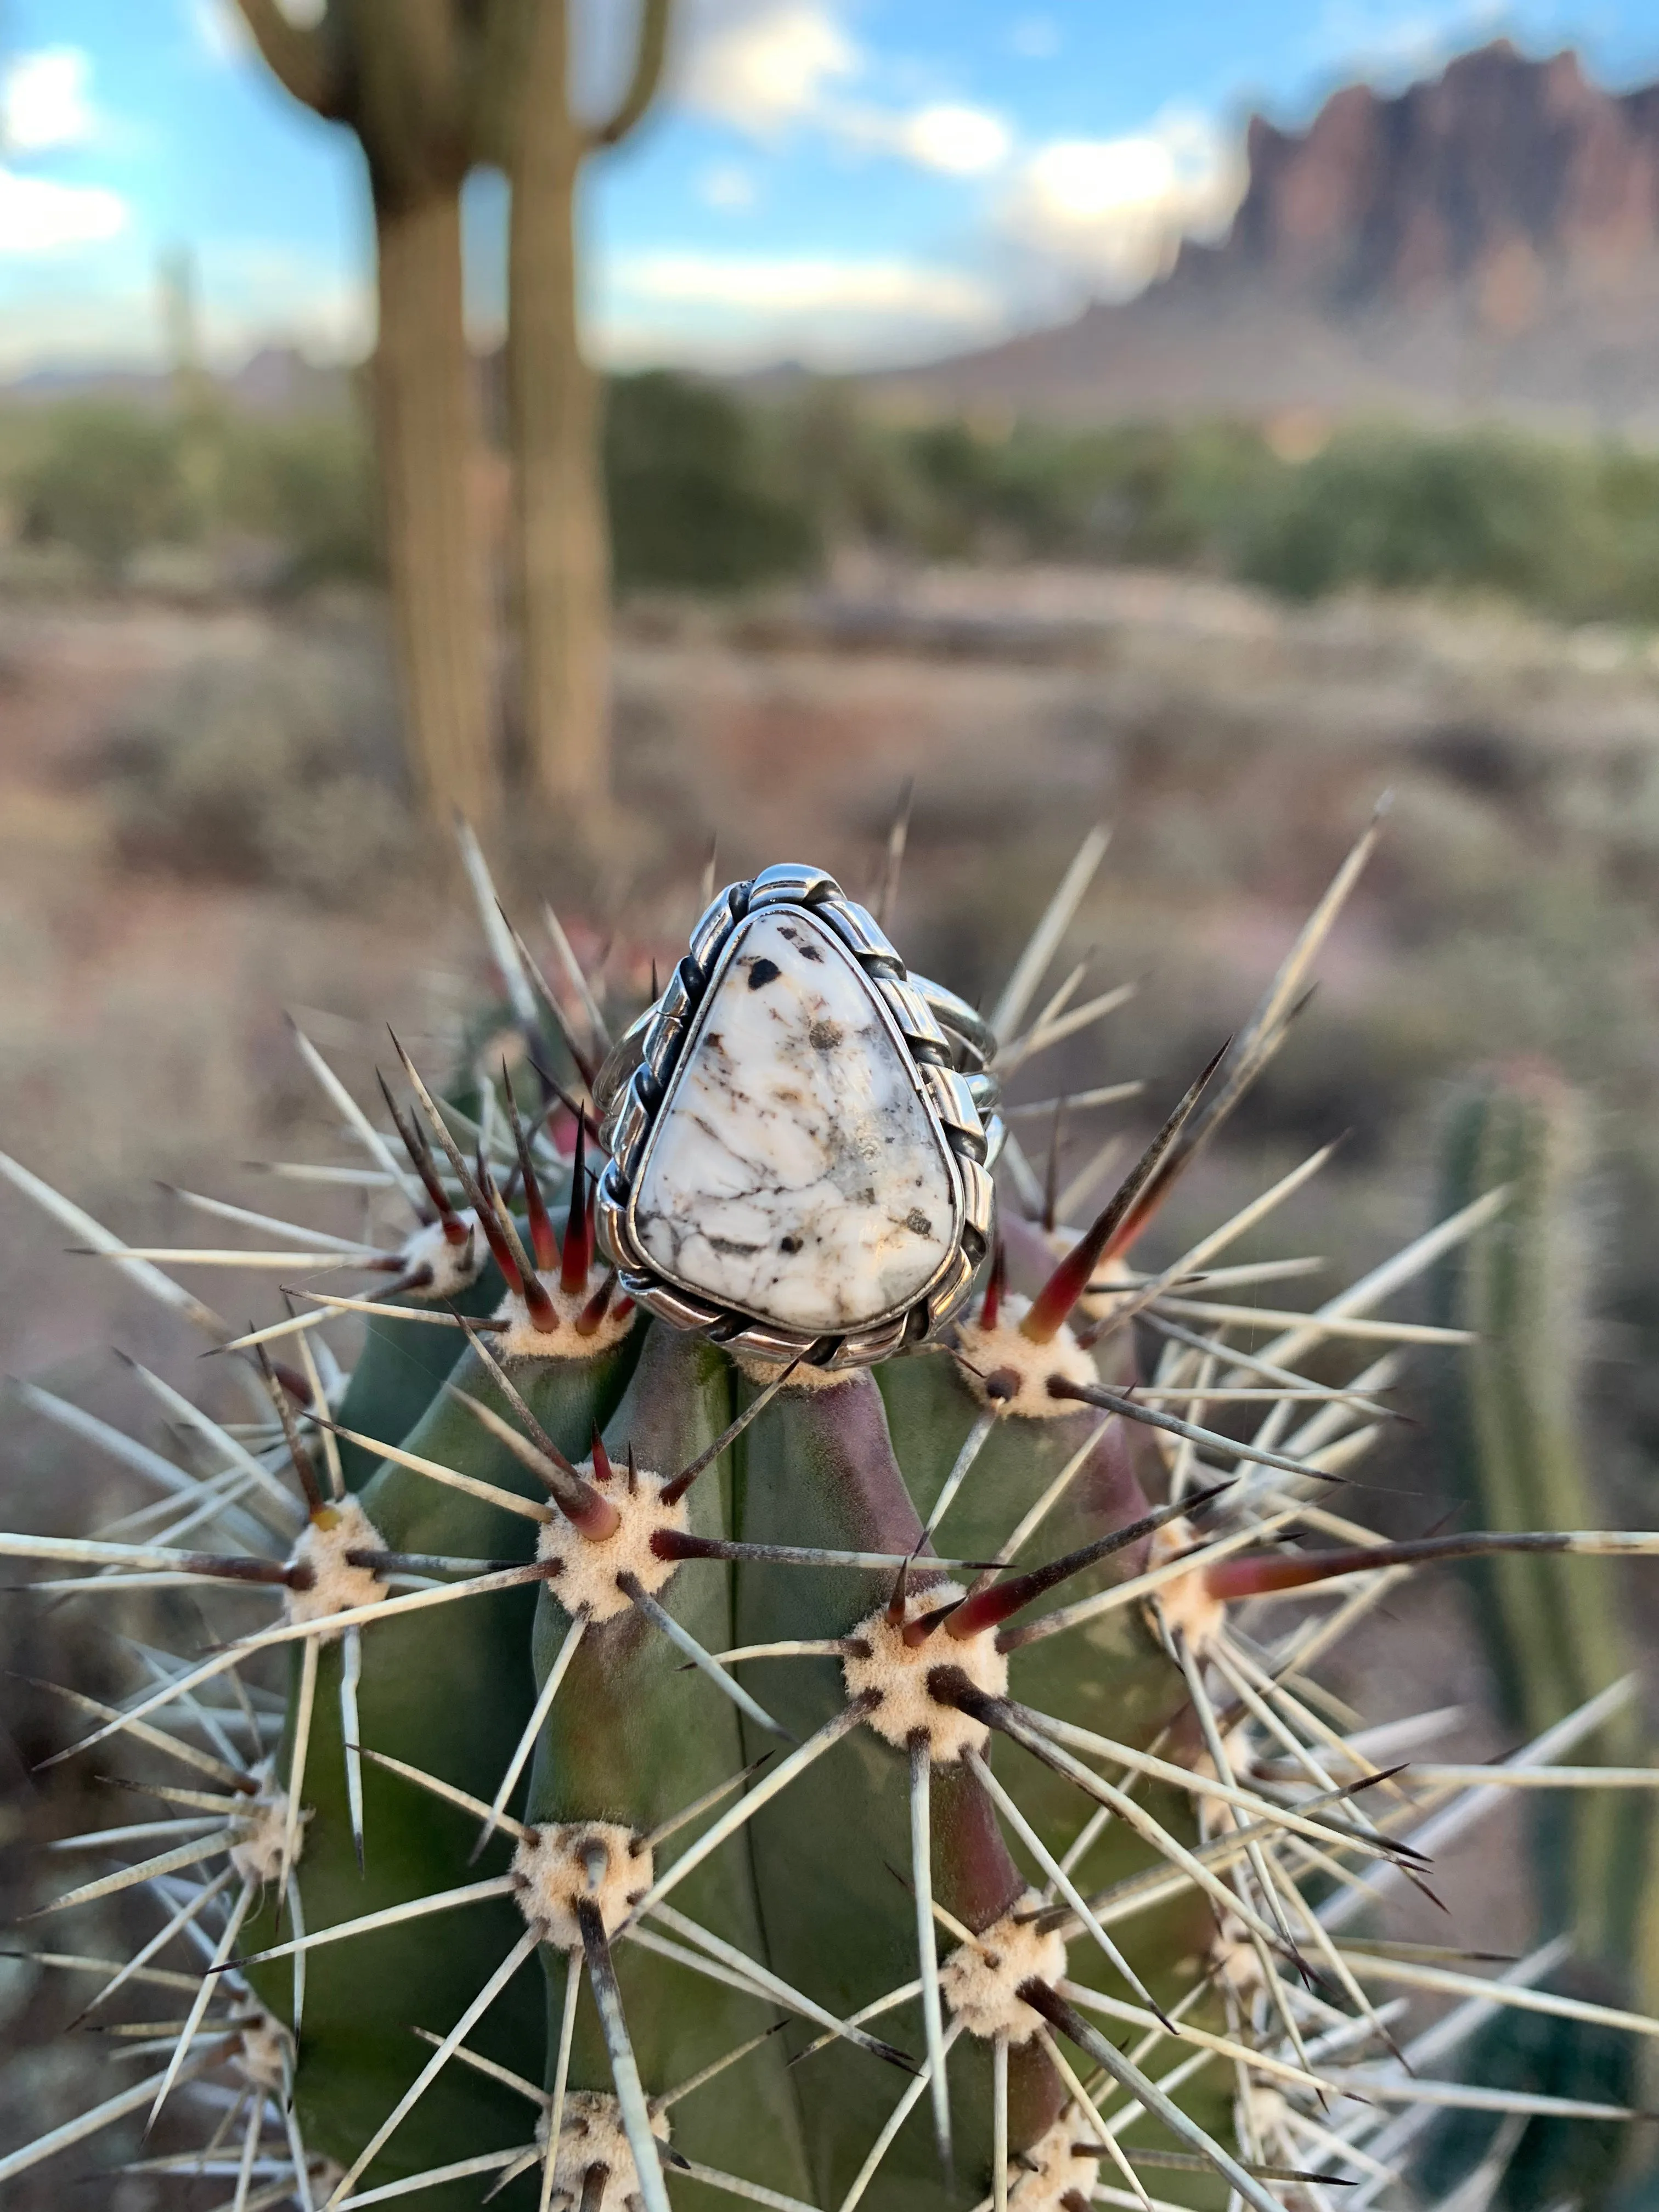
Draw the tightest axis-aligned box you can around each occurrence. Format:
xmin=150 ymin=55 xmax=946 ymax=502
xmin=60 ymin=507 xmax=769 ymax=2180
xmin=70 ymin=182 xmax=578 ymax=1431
xmin=594 ymin=865 xmax=1001 ymax=1369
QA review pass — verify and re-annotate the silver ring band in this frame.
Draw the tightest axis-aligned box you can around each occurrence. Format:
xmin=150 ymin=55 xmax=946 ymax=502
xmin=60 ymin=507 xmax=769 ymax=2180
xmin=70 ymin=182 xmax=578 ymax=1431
xmin=592 ymin=865 xmax=1001 ymax=1369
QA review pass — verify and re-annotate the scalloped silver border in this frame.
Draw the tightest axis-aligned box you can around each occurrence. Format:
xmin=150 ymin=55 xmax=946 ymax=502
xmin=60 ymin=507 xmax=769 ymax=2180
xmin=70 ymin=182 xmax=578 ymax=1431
xmin=595 ymin=865 xmax=997 ymax=1370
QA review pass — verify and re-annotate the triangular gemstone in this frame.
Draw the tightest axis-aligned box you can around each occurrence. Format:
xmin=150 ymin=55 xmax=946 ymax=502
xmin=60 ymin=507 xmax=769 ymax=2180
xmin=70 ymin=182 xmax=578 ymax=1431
xmin=630 ymin=907 xmax=958 ymax=1333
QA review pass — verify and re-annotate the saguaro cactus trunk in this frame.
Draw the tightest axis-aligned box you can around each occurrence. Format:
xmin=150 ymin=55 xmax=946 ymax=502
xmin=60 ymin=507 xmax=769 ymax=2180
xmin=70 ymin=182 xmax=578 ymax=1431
xmin=234 ymin=0 xmax=674 ymax=823
xmin=507 ymin=113 xmax=609 ymax=808
xmin=375 ymin=176 xmax=496 ymax=824
xmin=501 ymin=0 xmax=671 ymax=808
xmin=233 ymin=0 xmax=498 ymax=826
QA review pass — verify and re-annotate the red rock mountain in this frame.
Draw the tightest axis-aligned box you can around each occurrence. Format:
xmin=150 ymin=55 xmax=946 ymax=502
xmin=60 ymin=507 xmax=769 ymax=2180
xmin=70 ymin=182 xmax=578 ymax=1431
xmin=874 ymin=42 xmax=1659 ymax=432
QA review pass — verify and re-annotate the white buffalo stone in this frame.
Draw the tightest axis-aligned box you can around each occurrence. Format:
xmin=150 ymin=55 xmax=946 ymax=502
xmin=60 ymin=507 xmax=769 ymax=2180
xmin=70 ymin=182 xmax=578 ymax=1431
xmin=631 ymin=908 xmax=957 ymax=1332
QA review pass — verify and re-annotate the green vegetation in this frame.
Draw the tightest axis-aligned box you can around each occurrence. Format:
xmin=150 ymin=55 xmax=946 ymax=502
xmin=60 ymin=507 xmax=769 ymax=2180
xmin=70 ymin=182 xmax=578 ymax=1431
xmin=8 ymin=374 xmax=1659 ymax=624
xmin=605 ymin=370 xmax=819 ymax=591
xmin=14 ymin=403 xmax=199 ymax=583
xmin=2 ymin=397 xmax=380 ymax=589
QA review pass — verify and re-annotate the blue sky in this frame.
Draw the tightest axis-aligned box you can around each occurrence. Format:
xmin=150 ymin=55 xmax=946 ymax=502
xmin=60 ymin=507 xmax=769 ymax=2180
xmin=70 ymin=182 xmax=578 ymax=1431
xmin=3 ymin=0 xmax=1659 ymax=379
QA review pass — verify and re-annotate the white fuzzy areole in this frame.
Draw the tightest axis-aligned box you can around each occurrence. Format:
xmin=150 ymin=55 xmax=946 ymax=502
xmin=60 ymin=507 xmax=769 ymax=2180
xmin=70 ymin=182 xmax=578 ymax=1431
xmin=1008 ymin=2107 xmax=1103 ymax=2210
xmin=233 ymin=2012 xmax=291 ymax=2094
xmin=952 ymin=1293 xmax=1097 ymax=1420
xmin=538 ymin=2091 xmax=670 ymax=2212
xmin=229 ymin=1793 xmax=294 ymax=1884
xmin=398 ymin=1215 xmax=484 ymax=1300
xmin=731 ymin=1347 xmax=861 ymax=1392
xmin=842 ymin=1584 xmax=1009 ymax=1762
xmin=512 ymin=1822 xmax=651 ymax=1951
xmin=631 ymin=908 xmax=957 ymax=1334
xmin=534 ymin=1466 xmax=686 ymax=1623
xmin=493 ymin=1280 xmax=637 ymax=1363
xmin=1210 ymin=1912 xmax=1266 ymax=1999
xmin=939 ymin=1895 xmax=1068 ymax=2044
xmin=285 ymin=1498 xmax=388 ymax=1632
xmin=1144 ymin=1516 xmax=1228 ymax=1654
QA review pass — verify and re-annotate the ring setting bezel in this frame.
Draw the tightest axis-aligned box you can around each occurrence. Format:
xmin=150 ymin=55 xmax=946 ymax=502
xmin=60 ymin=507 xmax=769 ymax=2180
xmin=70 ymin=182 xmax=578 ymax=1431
xmin=594 ymin=865 xmax=1000 ymax=1370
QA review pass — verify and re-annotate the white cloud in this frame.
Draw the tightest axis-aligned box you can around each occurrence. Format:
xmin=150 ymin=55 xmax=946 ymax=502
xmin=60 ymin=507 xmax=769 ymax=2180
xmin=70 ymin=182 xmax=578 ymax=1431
xmin=1002 ymin=111 xmax=1245 ymax=296
xmin=675 ymin=3 xmax=1008 ymax=180
xmin=680 ymin=1 xmax=857 ymax=133
xmin=898 ymin=104 xmax=1011 ymax=177
xmin=831 ymin=97 xmax=1012 ymax=176
xmin=0 ymin=170 xmax=127 ymax=254
xmin=617 ymin=251 xmax=994 ymax=319
xmin=699 ymin=162 xmax=757 ymax=209
xmin=3 ymin=49 xmax=97 ymax=153
xmin=601 ymin=248 xmax=1002 ymax=368
xmin=199 ymin=240 xmax=373 ymax=359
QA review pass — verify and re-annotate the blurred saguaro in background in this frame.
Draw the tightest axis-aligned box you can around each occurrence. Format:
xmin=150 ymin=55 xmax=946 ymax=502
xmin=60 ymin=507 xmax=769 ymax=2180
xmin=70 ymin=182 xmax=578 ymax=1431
xmin=495 ymin=1 xmax=670 ymax=814
xmin=230 ymin=0 xmax=672 ymax=824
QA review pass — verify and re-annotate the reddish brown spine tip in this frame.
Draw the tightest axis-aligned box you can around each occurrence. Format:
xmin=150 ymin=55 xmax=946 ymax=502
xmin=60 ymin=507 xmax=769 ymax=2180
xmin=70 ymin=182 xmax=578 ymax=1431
xmin=613 ymin=1295 xmax=636 ymax=1326
xmin=520 ymin=1272 xmax=561 ymax=1335
xmin=955 ymin=1487 xmax=1232 ymax=1642
xmin=590 ymin=1425 xmax=613 ymax=1485
xmin=377 ymin=1069 xmax=460 ymax=1234
xmin=1201 ymin=1525 xmax=1543 ymax=1601
xmin=253 ymin=1342 xmax=324 ymax=1514
xmin=901 ymin=1599 xmax=960 ymax=1647
xmin=1020 ymin=1038 xmax=1231 ymax=1342
xmin=978 ymin=1239 xmax=1006 ymax=1332
xmin=1018 ymin=1239 xmax=1098 ymax=1346
xmin=574 ymin=1272 xmax=616 ymax=1338
xmin=505 ymin=1064 xmax=560 ymax=1274
xmin=650 ymin=1527 xmax=715 ymax=1562
xmin=560 ymin=1120 xmax=592 ymax=1295
xmin=626 ymin=1441 xmax=639 ymax=1497
xmin=266 ymin=1361 xmax=311 ymax=1407
xmin=885 ymin=1555 xmax=912 ymax=1628
xmin=471 ymin=1170 xmax=525 ymax=1299
xmin=564 ymin=1485 xmax=623 ymax=1543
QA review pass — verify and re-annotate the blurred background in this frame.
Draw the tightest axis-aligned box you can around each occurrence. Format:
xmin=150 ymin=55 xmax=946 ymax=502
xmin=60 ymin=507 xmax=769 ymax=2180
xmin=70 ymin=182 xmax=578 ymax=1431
xmin=7 ymin=1 xmax=1659 ymax=2203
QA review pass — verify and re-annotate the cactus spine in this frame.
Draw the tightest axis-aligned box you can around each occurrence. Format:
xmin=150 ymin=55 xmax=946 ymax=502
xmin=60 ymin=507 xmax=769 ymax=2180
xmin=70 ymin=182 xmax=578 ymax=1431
xmin=8 ymin=819 xmax=1659 ymax=2212
xmin=1430 ymin=1068 xmax=1659 ymax=2208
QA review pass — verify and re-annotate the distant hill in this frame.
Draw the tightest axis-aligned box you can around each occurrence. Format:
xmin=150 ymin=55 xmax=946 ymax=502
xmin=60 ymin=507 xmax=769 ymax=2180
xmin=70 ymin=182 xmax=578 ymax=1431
xmin=2 ymin=347 xmax=351 ymax=416
xmin=868 ymin=42 xmax=1659 ymax=435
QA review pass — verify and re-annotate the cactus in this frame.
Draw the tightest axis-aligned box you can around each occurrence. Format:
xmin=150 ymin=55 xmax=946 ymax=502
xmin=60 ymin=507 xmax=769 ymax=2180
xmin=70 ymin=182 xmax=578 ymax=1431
xmin=1424 ymin=1068 xmax=1659 ymax=2209
xmin=231 ymin=0 xmax=673 ymax=812
xmin=7 ymin=816 xmax=1659 ymax=2212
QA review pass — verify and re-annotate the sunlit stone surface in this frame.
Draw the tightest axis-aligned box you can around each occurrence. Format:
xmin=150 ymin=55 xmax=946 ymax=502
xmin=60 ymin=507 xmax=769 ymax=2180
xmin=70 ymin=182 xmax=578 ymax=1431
xmin=632 ymin=908 xmax=957 ymax=1332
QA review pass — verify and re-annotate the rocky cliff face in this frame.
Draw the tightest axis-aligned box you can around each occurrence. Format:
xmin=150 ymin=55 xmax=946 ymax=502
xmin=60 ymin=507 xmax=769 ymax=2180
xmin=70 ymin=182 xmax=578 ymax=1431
xmin=1216 ymin=42 xmax=1659 ymax=315
xmin=877 ymin=42 xmax=1659 ymax=431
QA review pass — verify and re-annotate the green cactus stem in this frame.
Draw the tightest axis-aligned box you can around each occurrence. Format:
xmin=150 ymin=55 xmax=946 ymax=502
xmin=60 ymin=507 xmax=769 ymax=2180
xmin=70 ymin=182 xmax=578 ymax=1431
xmin=9 ymin=817 xmax=1659 ymax=2212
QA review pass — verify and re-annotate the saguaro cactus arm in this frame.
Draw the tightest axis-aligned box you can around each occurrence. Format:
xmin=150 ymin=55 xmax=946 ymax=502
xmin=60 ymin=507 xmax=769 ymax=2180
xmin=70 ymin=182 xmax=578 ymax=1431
xmin=589 ymin=0 xmax=673 ymax=146
xmin=229 ymin=0 xmax=342 ymax=112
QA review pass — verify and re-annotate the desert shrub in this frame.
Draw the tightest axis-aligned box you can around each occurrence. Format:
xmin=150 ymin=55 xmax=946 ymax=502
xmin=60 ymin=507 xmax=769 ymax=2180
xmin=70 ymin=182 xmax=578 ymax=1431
xmin=14 ymin=403 xmax=193 ymax=582
xmin=217 ymin=411 xmax=382 ymax=587
xmin=1231 ymin=426 xmax=1592 ymax=605
xmin=605 ymin=369 xmax=820 ymax=592
xmin=103 ymin=641 xmax=413 ymax=903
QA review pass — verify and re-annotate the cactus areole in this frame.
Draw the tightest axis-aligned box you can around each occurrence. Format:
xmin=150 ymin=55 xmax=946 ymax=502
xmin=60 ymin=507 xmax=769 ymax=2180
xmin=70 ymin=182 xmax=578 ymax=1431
xmin=9 ymin=816 xmax=1659 ymax=2212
